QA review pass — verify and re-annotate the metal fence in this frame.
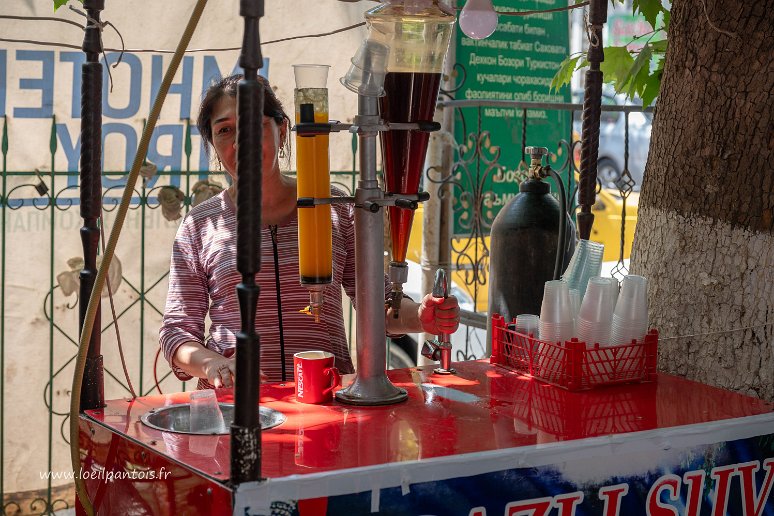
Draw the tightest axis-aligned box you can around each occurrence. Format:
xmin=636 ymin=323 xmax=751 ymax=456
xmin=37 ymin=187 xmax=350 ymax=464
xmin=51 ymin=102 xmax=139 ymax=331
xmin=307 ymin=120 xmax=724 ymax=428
xmin=0 ymin=98 xmax=648 ymax=513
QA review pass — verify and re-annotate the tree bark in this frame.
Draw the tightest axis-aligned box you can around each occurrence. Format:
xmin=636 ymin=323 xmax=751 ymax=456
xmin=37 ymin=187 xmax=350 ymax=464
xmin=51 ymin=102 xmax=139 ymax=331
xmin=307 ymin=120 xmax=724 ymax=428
xmin=631 ymin=0 xmax=774 ymax=399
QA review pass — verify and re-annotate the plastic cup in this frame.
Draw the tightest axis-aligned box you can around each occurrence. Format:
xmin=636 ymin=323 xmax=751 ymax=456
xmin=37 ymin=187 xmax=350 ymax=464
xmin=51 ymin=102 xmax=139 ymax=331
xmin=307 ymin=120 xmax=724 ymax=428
xmin=293 ymin=64 xmax=330 ymax=90
xmin=513 ymin=314 xmax=540 ymax=362
xmin=351 ymin=38 xmax=389 ymax=71
xmin=515 ymin=314 xmax=540 ymax=337
xmin=539 ymin=280 xmax=574 ymax=343
xmin=576 ymin=276 xmax=615 ymax=347
xmin=540 ymin=281 xmax=574 ymax=324
xmin=340 ymin=39 xmax=389 ymax=97
xmin=614 ymin=275 xmax=648 ymax=319
xmin=189 ymin=389 xmax=227 ymax=434
xmin=561 ymin=240 xmax=604 ymax=298
xmin=610 ymin=275 xmax=649 ymax=345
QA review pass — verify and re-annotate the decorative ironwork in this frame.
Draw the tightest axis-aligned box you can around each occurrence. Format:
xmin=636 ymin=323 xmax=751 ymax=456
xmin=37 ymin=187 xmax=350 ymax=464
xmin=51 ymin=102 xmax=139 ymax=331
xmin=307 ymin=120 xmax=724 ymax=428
xmin=429 ymin=97 xmax=651 ymax=363
xmin=611 ymin=111 xmax=634 ymax=282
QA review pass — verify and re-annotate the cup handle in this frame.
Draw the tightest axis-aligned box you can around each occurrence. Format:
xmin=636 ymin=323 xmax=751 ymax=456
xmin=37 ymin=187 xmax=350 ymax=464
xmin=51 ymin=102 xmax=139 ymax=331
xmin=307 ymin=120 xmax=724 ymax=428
xmin=324 ymin=367 xmax=341 ymax=395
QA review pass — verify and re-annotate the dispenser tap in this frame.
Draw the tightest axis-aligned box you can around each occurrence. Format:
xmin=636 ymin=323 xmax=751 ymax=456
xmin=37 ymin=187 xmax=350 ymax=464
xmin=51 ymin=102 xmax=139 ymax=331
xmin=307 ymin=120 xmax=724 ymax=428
xmin=388 ymin=261 xmax=409 ymax=317
xmin=308 ymin=286 xmax=324 ymax=323
xmin=421 ymin=268 xmax=455 ymax=374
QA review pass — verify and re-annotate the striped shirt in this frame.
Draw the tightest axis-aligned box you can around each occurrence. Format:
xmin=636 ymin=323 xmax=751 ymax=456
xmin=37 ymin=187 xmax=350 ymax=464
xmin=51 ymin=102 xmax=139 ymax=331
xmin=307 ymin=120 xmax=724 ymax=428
xmin=160 ymin=188 xmax=387 ymax=388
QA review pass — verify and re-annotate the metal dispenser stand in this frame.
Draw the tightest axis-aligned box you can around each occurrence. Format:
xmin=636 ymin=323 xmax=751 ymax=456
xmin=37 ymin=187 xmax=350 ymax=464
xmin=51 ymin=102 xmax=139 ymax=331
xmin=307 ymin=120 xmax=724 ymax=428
xmin=336 ymin=95 xmax=406 ymax=405
xmin=296 ymin=96 xmax=437 ymax=405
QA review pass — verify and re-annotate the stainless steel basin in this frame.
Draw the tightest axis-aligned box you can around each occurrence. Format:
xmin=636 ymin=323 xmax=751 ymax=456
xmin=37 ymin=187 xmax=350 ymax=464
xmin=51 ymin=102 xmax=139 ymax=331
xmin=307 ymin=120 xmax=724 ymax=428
xmin=140 ymin=403 xmax=286 ymax=435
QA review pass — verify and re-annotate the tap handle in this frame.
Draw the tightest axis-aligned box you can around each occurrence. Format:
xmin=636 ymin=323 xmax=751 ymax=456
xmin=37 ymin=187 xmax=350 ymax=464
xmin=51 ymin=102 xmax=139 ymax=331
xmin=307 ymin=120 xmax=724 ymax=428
xmin=421 ymin=341 xmax=442 ymax=361
xmin=432 ymin=268 xmax=448 ymax=299
xmin=432 ymin=268 xmax=451 ymax=344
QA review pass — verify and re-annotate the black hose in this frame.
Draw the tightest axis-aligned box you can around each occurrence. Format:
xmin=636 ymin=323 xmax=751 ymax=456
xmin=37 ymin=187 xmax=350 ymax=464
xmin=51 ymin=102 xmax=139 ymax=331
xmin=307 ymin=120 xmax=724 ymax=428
xmin=548 ymin=166 xmax=567 ymax=280
xmin=269 ymin=225 xmax=287 ymax=382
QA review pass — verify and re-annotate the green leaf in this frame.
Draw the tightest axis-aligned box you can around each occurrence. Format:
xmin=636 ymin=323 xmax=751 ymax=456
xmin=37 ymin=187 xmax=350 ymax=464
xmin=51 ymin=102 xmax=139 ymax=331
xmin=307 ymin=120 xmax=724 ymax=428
xmin=650 ymin=39 xmax=668 ymax=53
xmin=632 ymin=0 xmax=664 ymax=30
xmin=53 ymin=0 xmax=69 ymax=10
xmin=551 ymin=54 xmax=582 ymax=92
xmin=600 ymin=46 xmax=635 ymax=94
xmin=640 ymin=71 xmax=661 ymax=107
xmin=661 ymin=9 xmax=671 ymax=31
xmin=53 ymin=0 xmax=82 ymax=11
xmin=624 ymin=44 xmax=652 ymax=98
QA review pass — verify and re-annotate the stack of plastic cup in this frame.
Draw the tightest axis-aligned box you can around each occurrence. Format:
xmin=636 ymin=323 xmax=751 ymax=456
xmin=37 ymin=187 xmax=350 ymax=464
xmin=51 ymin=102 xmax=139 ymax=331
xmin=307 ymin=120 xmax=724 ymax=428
xmin=610 ymin=275 xmax=649 ymax=346
xmin=539 ymin=280 xmax=575 ymax=344
xmin=515 ymin=314 xmax=540 ymax=337
xmin=576 ymin=276 xmax=616 ymax=347
xmin=340 ymin=39 xmax=389 ymax=97
xmin=513 ymin=314 xmax=540 ymax=366
xmin=561 ymin=240 xmax=605 ymax=298
xmin=538 ymin=281 xmax=574 ymax=382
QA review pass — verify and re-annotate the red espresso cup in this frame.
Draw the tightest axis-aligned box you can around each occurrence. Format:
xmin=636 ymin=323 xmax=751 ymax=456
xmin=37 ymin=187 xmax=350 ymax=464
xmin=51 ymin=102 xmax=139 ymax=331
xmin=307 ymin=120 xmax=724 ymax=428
xmin=293 ymin=351 xmax=341 ymax=404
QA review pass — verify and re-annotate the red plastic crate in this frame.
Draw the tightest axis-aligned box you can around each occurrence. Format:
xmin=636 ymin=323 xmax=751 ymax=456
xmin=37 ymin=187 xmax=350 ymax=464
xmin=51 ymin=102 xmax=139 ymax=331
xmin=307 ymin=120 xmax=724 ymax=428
xmin=490 ymin=313 xmax=658 ymax=391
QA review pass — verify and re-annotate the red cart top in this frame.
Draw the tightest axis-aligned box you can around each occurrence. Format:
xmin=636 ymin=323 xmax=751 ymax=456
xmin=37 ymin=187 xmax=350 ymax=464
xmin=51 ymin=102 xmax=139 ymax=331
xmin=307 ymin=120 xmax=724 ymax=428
xmin=84 ymin=360 xmax=772 ymax=483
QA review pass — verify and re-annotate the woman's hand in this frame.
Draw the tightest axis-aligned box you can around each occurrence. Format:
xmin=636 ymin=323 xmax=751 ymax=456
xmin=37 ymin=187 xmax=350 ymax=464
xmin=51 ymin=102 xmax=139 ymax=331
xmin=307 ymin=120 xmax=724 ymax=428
xmin=417 ymin=294 xmax=460 ymax=335
xmin=203 ymin=357 xmax=269 ymax=387
xmin=172 ymin=342 xmax=269 ymax=387
xmin=203 ymin=356 xmax=236 ymax=388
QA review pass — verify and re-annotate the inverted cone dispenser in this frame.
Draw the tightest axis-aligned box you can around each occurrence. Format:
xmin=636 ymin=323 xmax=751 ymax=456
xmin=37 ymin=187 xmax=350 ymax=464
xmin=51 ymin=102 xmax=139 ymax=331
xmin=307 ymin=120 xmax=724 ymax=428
xmin=369 ymin=0 xmax=455 ymax=317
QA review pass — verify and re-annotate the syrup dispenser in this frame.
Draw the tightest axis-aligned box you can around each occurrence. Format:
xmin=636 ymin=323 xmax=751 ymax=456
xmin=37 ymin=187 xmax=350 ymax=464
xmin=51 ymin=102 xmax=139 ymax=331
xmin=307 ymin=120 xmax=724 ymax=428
xmin=293 ymin=64 xmax=333 ymax=322
xmin=367 ymin=0 xmax=455 ymax=316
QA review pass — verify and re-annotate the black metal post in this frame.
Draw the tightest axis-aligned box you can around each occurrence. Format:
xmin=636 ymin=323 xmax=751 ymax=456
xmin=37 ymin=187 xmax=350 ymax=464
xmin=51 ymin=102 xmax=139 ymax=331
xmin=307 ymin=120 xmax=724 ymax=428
xmin=577 ymin=0 xmax=607 ymax=240
xmin=79 ymin=0 xmax=105 ymax=411
xmin=231 ymin=0 xmax=265 ymax=484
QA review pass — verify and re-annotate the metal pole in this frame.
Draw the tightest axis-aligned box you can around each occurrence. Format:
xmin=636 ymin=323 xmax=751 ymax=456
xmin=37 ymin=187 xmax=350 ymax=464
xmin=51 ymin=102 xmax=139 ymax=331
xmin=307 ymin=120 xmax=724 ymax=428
xmin=577 ymin=0 xmax=607 ymax=240
xmin=79 ymin=0 xmax=105 ymax=411
xmin=335 ymin=95 xmax=408 ymax=405
xmin=231 ymin=0 xmax=264 ymax=484
xmin=437 ymin=20 xmax=456 ymax=307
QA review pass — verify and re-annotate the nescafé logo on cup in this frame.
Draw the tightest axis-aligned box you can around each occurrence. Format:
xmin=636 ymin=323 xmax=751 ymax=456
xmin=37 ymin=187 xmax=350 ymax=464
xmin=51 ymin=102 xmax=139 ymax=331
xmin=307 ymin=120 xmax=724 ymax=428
xmin=296 ymin=362 xmax=304 ymax=398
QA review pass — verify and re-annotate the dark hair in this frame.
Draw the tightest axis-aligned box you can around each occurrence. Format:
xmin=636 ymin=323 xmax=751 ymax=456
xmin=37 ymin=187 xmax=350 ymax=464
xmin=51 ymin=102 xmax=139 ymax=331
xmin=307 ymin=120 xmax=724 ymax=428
xmin=196 ymin=74 xmax=290 ymax=158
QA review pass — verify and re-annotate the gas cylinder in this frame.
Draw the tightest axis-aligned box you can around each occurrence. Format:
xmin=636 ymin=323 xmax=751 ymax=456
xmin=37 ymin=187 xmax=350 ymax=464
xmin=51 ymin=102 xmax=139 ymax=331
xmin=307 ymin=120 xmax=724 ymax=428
xmin=487 ymin=149 xmax=576 ymax=344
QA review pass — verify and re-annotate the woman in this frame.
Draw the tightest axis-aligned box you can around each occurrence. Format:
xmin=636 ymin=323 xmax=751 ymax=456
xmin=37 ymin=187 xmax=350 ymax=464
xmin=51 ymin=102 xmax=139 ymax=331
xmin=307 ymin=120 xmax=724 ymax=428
xmin=160 ymin=74 xmax=459 ymax=389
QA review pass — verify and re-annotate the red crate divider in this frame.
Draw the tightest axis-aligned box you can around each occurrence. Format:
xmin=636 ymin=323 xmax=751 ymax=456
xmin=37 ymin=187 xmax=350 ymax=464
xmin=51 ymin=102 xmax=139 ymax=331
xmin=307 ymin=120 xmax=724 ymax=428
xmin=490 ymin=313 xmax=659 ymax=391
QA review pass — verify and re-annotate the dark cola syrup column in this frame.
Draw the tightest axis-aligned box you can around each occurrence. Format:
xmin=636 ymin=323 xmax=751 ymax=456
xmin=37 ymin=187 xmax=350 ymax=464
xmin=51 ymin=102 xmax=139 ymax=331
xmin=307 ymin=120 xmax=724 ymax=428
xmin=368 ymin=0 xmax=455 ymax=317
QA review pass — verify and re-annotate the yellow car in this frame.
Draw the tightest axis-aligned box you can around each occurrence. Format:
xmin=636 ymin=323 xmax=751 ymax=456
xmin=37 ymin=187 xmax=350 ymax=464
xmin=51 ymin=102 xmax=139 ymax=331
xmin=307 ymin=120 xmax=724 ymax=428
xmin=588 ymin=188 xmax=639 ymax=262
xmin=404 ymin=187 xmax=638 ymax=312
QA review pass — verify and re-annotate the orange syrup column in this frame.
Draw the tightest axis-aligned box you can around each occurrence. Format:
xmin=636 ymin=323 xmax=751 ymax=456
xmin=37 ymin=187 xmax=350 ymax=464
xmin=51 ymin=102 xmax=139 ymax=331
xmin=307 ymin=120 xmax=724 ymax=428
xmin=293 ymin=64 xmax=332 ymax=322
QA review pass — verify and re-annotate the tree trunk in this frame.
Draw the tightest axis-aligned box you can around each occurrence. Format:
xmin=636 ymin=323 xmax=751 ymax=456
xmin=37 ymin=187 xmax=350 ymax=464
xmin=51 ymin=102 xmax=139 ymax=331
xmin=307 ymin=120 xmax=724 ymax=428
xmin=631 ymin=0 xmax=774 ymax=400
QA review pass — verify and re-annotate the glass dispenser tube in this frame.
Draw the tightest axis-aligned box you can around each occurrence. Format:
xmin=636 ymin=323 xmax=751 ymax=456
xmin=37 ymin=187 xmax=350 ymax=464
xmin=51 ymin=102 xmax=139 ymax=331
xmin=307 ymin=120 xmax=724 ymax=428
xmin=365 ymin=0 xmax=455 ymax=310
xmin=294 ymin=65 xmax=332 ymax=322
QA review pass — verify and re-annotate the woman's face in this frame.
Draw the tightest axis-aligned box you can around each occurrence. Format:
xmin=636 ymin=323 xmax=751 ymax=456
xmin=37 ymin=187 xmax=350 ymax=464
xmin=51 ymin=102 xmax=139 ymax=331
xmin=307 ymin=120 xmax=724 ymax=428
xmin=209 ymin=95 xmax=286 ymax=182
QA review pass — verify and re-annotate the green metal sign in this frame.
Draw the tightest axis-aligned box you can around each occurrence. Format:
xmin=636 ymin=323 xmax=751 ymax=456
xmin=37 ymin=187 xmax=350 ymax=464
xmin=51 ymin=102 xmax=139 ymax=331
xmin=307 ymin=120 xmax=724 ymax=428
xmin=452 ymin=0 xmax=571 ymax=236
